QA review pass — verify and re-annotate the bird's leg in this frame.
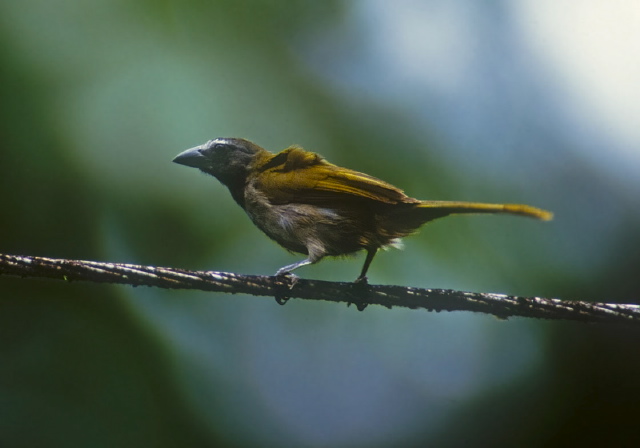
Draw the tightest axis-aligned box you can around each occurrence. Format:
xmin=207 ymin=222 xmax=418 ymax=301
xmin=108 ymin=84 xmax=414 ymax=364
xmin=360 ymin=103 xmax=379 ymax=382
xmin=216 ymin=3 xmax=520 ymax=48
xmin=273 ymin=251 xmax=324 ymax=305
xmin=355 ymin=248 xmax=377 ymax=284
xmin=348 ymin=247 xmax=377 ymax=311
xmin=275 ymin=259 xmax=312 ymax=277
xmin=273 ymin=258 xmax=316 ymax=305
xmin=275 ymin=247 xmax=324 ymax=279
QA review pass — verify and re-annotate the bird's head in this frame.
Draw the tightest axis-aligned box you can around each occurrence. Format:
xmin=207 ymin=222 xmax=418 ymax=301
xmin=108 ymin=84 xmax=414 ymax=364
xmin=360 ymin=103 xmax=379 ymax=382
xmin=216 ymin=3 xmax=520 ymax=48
xmin=173 ymin=137 xmax=267 ymax=188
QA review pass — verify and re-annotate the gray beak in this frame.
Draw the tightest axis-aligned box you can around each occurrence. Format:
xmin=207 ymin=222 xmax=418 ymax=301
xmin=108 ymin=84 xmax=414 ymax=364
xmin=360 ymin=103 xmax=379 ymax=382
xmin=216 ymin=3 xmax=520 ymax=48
xmin=172 ymin=145 xmax=207 ymax=168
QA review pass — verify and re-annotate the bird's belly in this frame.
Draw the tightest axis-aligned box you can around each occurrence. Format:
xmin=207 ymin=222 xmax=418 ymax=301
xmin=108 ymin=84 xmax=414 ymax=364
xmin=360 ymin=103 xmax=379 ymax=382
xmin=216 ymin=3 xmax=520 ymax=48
xmin=244 ymin=195 xmax=365 ymax=256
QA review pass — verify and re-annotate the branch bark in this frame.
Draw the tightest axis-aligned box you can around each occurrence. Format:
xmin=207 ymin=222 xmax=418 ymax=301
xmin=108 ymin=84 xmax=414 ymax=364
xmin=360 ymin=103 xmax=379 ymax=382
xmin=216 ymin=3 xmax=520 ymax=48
xmin=0 ymin=253 xmax=638 ymax=325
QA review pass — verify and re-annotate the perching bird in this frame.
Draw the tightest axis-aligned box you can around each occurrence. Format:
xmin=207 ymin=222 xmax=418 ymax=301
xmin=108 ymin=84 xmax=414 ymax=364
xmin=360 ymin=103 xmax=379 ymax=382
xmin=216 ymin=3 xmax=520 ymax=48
xmin=173 ymin=138 xmax=552 ymax=281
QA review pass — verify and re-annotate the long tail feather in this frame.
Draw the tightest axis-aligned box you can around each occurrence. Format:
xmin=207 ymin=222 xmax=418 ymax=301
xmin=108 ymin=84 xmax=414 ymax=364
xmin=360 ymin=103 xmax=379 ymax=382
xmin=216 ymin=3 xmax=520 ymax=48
xmin=417 ymin=201 xmax=553 ymax=221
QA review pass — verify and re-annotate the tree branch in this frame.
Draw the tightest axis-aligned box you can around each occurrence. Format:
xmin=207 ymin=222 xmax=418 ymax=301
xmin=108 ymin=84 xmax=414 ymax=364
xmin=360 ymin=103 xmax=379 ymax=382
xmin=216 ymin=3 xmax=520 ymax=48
xmin=0 ymin=253 xmax=637 ymax=325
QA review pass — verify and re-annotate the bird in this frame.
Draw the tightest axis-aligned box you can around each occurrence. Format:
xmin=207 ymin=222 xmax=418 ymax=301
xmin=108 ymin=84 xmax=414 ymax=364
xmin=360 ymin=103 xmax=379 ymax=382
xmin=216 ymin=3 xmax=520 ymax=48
xmin=173 ymin=138 xmax=552 ymax=282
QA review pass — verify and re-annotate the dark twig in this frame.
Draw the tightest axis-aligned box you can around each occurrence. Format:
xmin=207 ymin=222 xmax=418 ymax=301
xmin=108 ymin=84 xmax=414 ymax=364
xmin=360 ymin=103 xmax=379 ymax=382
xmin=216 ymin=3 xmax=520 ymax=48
xmin=0 ymin=253 xmax=638 ymax=325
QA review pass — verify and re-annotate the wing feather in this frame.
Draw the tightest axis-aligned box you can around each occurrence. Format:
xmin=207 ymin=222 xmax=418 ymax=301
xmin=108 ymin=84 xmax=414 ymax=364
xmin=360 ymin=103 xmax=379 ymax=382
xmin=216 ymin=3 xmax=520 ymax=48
xmin=255 ymin=147 xmax=415 ymax=205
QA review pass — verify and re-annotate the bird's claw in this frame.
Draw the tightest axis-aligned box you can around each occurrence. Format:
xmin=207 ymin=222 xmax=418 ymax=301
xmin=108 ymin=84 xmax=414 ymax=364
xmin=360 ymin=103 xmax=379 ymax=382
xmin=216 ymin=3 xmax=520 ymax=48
xmin=349 ymin=276 xmax=370 ymax=311
xmin=354 ymin=275 xmax=369 ymax=285
xmin=273 ymin=271 xmax=299 ymax=306
xmin=275 ymin=271 xmax=299 ymax=289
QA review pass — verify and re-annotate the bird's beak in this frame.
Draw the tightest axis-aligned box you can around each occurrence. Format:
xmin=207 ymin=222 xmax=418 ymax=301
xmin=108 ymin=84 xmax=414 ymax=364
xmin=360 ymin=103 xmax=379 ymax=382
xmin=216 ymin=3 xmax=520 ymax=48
xmin=172 ymin=145 xmax=207 ymax=168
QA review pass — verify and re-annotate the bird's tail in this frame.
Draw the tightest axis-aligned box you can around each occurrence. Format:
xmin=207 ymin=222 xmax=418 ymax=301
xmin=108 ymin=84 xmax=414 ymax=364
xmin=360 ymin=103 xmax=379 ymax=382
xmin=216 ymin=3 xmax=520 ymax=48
xmin=380 ymin=200 xmax=552 ymax=241
xmin=416 ymin=200 xmax=553 ymax=221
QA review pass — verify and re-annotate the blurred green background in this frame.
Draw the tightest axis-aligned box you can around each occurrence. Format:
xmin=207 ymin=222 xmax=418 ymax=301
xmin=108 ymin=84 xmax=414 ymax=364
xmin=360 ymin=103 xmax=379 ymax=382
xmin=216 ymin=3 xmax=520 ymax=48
xmin=1 ymin=1 xmax=640 ymax=447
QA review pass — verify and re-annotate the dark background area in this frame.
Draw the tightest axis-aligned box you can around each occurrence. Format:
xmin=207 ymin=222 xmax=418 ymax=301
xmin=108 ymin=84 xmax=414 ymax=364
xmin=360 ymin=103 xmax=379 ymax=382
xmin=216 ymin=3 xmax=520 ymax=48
xmin=1 ymin=1 xmax=639 ymax=447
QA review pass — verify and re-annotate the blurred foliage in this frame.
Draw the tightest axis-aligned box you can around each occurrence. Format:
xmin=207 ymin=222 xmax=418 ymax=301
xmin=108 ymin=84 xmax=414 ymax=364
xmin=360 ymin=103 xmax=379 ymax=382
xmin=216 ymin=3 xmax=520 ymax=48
xmin=1 ymin=1 xmax=640 ymax=447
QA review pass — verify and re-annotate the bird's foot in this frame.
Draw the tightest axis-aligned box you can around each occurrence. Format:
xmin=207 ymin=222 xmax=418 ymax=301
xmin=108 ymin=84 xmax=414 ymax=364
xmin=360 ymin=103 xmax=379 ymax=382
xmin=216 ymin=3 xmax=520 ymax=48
xmin=273 ymin=271 xmax=299 ymax=306
xmin=354 ymin=275 xmax=369 ymax=285
xmin=349 ymin=276 xmax=370 ymax=311
xmin=352 ymin=302 xmax=368 ymax=311
xmin=275 ymin=271 xmax=299 ymax=289
xmin=274 ymin=294 xmax=290 ymax=306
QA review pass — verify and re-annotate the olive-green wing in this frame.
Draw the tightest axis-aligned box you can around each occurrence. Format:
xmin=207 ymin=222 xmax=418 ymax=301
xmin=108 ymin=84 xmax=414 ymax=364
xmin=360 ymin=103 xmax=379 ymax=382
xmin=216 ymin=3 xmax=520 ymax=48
xmin=255 ymin=146 xmax=416 ymax=205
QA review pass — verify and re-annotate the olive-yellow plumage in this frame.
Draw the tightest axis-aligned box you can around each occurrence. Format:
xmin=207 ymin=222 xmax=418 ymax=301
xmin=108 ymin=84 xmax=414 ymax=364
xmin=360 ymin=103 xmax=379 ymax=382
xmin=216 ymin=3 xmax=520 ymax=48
xmin=174 ymin=138 xmax=552 ymax=281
